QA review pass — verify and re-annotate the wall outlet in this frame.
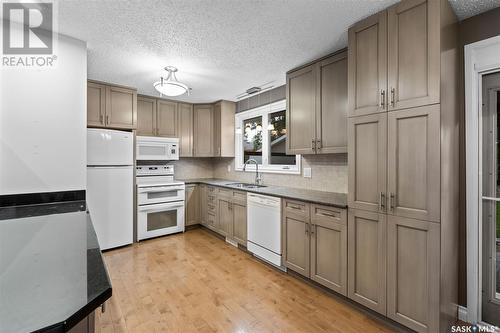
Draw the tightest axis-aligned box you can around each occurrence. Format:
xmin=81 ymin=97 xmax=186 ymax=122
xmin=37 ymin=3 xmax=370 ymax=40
xmin=227 ymin=164 xmax=231 ymax=172
xmin=303 ymin=167 xmax=312 ymax=178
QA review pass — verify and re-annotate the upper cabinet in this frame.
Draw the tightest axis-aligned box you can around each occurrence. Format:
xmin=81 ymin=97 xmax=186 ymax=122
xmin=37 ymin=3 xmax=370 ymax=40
xmin=178 ymin=103 xmax=193 ymax=157
xmin=348 ymin=0 xmax=440 ymax=116
xmin=387 ymin=0 xmax=439 ymax=110
xmin=213 ymin=101 xmax=236 ymax=157
xmin=193 ymin=104 xmax=214 ymax=157
xmin=137 ymin=96 xmax=156 ymax=136
xmin=87 ymin=81 xmax=137 ymax=130
xmin=157 ymin=100 xmax=178 ymax=137
xmin=286 ymin=51 xmax=348 ymax=155
xmin=348 ymin=12 xmax=387 ymax=116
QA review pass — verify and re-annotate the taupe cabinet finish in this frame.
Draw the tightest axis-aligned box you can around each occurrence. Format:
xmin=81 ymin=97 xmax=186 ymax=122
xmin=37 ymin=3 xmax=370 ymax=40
xmin=387 ymin=105 xmax=440 ymax=222
xmin=387 ymin=0 xmax=440 ymax=110
xmin=156 ymin=100 xmax=178 ymax=137
xmin=193 ymin=104 xmax=214 ymax=157
xmin=348 ymin=113 xmax=387 ymax=213
xmin=178 ymin=103 xmax=193 ymax=157
xmin=185 ymin=184 xmax=199 ymax=226
xmin=199 ymin=185 xmax=247 ymax=245
xmin=387 ymin=215 xmax=440 ymax=333
xmin=347 ymin=209 xmax=386 ymax=315
xmin=283 ymin=199 xmax=347 ymax=296
xmin=87 ymin=81 xmax=137 ymax=130
xmin=286 ymin=51 xmax=348 ymax=155
xmin=347 ymin=0 xmax=459 ymax=331
xmin=348 ymin=0 xmax=440 ymax=116
xmin=213 ymin=101 xmax=236 ymax=157
xmin=348 ymin=12 xmax=387 ymax=116
xmin=137 ymin=96 xmax=156 ymax=136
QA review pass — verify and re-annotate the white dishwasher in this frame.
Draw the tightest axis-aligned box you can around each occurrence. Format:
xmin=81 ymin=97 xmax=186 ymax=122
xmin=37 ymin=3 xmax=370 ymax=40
xmin=247 ymin=193 xmax=284 ymax=268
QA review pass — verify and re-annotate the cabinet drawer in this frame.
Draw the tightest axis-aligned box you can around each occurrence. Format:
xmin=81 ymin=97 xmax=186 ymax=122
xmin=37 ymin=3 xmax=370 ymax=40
xmin=283 ymin=199 xmax=309 ymax=219
xmin=207 ymin=212 xmax=216 ymax=227
xmin=232 ymin=190 xmax=247 ymax=205
xmin=207 ymin=203 xmax=217 ymax=214
xmin=217 ymin=187 xmax=232 ymax=198
xmin=311 ymin=205 xmax=347 ymax=226
xmin=207 ymin=194 xmax=217 ymax=204
xmin=207 ymin=186 xmax=216 ymax=194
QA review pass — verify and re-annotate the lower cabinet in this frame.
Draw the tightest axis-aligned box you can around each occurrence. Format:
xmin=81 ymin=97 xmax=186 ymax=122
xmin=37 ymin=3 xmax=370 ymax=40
xmin=347 ymin=208 xmax=387 ymax=315
xmin=217 ymin=195 xmax=232 ymax=237
xmin=232 ymin=202 xmax=247 ymax=245
xmin=283 ymin=199 xmax=347 ymax=296
xmin=386 ymin=215 xmax=440 ymax=333
xmin=185 ymin=184 xmax=199 ymax=227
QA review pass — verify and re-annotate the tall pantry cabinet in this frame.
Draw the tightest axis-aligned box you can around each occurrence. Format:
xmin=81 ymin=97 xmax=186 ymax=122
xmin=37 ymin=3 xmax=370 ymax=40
xmin=347 ymin=0 xmax=459 ymax=332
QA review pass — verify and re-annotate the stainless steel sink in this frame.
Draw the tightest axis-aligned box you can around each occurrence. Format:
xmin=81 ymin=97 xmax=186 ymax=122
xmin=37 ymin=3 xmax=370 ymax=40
xmin=226 ymin=182 xmax=267 ymax=189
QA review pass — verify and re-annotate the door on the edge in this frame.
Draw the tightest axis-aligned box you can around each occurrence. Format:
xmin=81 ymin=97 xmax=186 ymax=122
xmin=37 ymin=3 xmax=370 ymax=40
xmin=481 ymin=73 xmax=500 ymax=327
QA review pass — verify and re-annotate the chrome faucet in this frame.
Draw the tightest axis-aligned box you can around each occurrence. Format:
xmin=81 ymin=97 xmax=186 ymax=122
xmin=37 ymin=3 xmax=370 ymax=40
xmin=243 ymin=159 xmax=262 ymax=185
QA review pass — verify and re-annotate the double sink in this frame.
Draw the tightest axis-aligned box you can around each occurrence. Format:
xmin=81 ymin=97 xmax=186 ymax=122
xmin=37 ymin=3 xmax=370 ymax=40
xmin=226 ymin=182 xmax=267 ymax=189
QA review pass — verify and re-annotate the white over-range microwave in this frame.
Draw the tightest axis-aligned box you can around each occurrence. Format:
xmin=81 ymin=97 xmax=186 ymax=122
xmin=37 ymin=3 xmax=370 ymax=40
xmin=136 ymin=136 xmax=179 ymax=161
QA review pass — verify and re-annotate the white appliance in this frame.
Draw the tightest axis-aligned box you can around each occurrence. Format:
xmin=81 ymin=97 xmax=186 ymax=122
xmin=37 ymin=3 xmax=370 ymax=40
xmin=136 ymin=164 xmax=185 ymax=240
xmin=87 ymin=129 xmax=134 ymax=250
xmin=136 ymin=136 xmax=179 ymax=161
xmin=247 ymin=193 xmax=283 ymax=268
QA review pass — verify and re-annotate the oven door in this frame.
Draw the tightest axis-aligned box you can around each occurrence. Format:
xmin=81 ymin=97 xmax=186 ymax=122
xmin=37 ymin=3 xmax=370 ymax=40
xmin=137 ymin=185 xmax=185 ymax=205
xmin=137 ymin=201 xmax=185 ymax=240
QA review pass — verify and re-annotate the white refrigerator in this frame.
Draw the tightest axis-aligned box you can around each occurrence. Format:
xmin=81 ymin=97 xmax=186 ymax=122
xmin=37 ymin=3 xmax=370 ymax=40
xmin=87 ymin=129 xmax=133 ymax=250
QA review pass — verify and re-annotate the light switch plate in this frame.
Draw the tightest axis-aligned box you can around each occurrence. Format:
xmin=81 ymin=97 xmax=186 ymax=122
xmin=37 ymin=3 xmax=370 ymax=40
xmin=303 ymin=167 xmax=312 ymax=178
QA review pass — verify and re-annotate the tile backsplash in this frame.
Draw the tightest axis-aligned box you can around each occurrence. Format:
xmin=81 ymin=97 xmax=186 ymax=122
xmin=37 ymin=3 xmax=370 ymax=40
xmin=174 ymin=155 xmax=348 ymax=193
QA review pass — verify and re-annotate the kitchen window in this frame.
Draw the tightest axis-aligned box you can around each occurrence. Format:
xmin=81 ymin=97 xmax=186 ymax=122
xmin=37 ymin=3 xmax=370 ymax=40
xmin=235 ymin=99 xmax=300 ymax=174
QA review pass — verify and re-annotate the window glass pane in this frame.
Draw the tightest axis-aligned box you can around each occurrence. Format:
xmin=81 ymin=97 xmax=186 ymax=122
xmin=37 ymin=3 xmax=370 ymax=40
xmin=268 ymin=110 xmax=296 ymax=165
xmin=243 ymin=116 xmax=262 ymax=164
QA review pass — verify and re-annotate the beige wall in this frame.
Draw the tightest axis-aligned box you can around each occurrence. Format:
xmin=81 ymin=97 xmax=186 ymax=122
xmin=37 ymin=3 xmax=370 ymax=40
xmin=213 ymin=154 xmax=348 ymax=193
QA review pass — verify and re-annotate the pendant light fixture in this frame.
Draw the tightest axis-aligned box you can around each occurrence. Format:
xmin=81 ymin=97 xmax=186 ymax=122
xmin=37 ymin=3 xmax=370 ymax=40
xmin=153 ymin=66 xmax=191 ymax=97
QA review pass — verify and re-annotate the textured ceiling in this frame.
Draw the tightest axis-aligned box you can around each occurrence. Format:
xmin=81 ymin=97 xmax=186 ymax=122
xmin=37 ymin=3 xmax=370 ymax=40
xmin=57 ymin=0 xmax=500 ymax=103
xmin=448 ymin=0 xmax=500 ymax=20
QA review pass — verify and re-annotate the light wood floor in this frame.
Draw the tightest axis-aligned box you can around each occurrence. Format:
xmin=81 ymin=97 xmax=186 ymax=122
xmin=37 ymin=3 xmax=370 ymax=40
xmin=97 ymin=228 xmax=396 ymax=333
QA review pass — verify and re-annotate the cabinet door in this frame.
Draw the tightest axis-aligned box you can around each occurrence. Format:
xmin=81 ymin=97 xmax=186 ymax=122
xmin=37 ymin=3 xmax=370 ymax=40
xmin=348 ymin=113 xmax=387 ymax=213
xmin=219 ymin=101 xmax=236 ymax=157
xmin=157 ymin=100 xmax=178 ymax=137
xmin=137 ymin=96 xmax=156 ymax=136
xmin=387 ymin=216 xmax=439 ymax=333
xmin=310 ymin=205 xmax=347 ymax=295
xmin=387 ymin=0 xmax=439 ymax=111
xmin=178 ymin=103 xmax=193 ymax=156
xmin=286 ymin=64 xmax=317 ymax=155
xmin=348 ymin=11 xmax=387 ymax=116
xmin=347 ymin=209 xmax=386 ymax=315
xmin=387 ymin=105 xmax=440 ymax=222
xmin=217 ymin=198 xmax=232 ymax=237
xmin=106 ymin=85 xmax=137 ymax=129
xmin=232 ymin=202 xmax=247 ymax=245
xmin=316 ymin=52 xmax=348 ymax=154
xmin=193 ymin=105 xmax=214 ymax=157
xmin=185 ymin=185 xmax=199 ymax=226
xmin=283 ymin=205 xmax=310 ymax=277
xmin=199 ymin=185 xmax=207 ymax=225
xmin=213 ymin=102 xmax=221 ymax=157
xmin=87 ymin=82 xmax=106 ymax=127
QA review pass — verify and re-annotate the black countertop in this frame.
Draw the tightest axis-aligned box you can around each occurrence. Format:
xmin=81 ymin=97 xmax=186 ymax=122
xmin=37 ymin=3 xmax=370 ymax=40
xmin=179 ymin=178 xmax=347 ymax=208
xmin=0 ymin=201 xmax=112 ymax=333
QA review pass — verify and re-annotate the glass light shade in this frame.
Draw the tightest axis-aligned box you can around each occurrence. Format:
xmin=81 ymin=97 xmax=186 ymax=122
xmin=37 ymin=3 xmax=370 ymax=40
xmin=154 ymin=80 xmax=188 ymax=97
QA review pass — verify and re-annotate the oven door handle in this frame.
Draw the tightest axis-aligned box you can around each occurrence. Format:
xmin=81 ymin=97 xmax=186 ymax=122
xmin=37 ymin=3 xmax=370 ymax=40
xmin=138 ymin=203 xmax=184 ymax=213
xmin=138 ymin=186 xmax=184 ymax=193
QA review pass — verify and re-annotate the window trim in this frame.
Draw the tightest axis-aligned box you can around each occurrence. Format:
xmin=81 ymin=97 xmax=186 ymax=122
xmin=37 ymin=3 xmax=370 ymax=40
xmin=234 ymin=99 xmax=301 ymax=175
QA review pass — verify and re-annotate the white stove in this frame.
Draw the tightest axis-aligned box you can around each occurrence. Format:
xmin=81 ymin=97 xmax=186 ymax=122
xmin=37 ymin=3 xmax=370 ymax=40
xmin=136 ymin=164 xmax=185 ymax=240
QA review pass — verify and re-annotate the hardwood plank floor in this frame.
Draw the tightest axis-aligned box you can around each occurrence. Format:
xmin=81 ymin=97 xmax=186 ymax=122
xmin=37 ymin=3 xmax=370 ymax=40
xmin=96 ymin=228 xmax=396 ymax=333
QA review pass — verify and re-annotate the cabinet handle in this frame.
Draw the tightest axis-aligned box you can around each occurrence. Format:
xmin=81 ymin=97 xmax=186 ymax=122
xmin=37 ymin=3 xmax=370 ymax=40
xmin=305 ymin=223 xmax=309 ymax=235
xmin=288 ymin=204 xmax=302 ymax=210
xmin=390 ymin=88 xmax=395 ymax=107
xmin=316 ymin=140 xmax=321 ymax=150
xmin=99 ymin=114 xmax=104 ymax=124
xmin=380 ymin=90 xmax=385 ymax=108
xmin=390 ymin=193 xmax=395 ymax=212
xmin=379 ymin=192 xmax=386 ymax=212
xmin=106 ymin=115 xmax=110 ymax=125
xmin=319 ymin=211 xmax=338 ymax=218
xmin=311 ymin=139 xmax=316 ymax=151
